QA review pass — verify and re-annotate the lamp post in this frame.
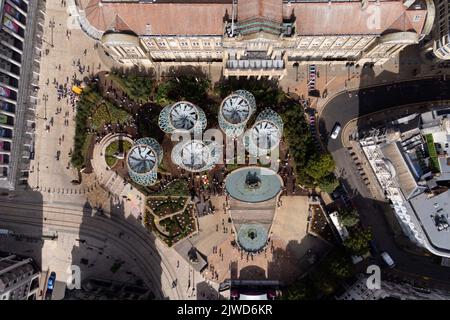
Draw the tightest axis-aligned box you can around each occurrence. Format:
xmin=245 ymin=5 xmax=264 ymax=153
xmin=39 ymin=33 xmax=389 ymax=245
xmin=49 ymin=17 xmax=55 ymax=48
xmin=293 ymin=62 xmax=299 ymax=82
xmin=42 ymin=93 xmax=48 ymax=121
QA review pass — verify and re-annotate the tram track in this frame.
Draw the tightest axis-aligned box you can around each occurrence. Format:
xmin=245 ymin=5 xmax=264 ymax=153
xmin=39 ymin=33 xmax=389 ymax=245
xmin=0 ymin=199 xmax=183 ymax=299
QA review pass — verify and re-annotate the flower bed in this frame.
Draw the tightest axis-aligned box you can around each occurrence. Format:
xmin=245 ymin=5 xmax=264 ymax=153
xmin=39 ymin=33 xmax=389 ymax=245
xmin=91 ymin=102 xmax=132 ymax=130
xmin=147 ymin=197 xmax=187 ymax=217
xmin=149 ymin=204 xmax=197 ymax=247
xmin=153 ymin=179 xmax=189 ymax=197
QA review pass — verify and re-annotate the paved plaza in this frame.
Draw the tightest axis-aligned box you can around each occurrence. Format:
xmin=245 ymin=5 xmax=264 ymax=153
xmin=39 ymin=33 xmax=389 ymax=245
xmin=201 ymin=196 xmax=330 ymax=284
xmin=29 ymin=0 xmax=106 ymax=201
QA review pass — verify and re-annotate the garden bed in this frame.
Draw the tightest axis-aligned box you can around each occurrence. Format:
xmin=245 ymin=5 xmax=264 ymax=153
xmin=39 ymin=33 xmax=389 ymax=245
xmin=152 ymin=179 xmax=189 ymax=197
xmin=90 ymin=101 xmax=132 ymax=130
xmin=104 ymin=140 xmax=132 ymax=168
xmin=156 ymin=204 xmax=197 ymax=247
xmin=147 ymin=197 xmax=187 ymax=217
xmin=145 ymin=203 xmax=197 ymax=247
xmin=309 ymin=204 xmax=337 ymax=245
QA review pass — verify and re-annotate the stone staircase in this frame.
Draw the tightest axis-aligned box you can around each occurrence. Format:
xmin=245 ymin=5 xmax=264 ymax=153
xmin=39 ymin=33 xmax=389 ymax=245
xmin=91 ymin=133 xmax=133 ymax=197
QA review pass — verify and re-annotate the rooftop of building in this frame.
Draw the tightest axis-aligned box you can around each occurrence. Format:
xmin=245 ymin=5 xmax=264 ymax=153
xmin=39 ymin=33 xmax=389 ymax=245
xmin=78 ymin=0 xmax=427 ymax=37
xmin=379 ymin=141 xmax=424 ymax=200
xmin=410 ymin=191 xmax=450 ymax=254
xmin=360 ymin=107 xmax=450 ymax=256
xmin=0 ymin=253 xmax=38 ymax=293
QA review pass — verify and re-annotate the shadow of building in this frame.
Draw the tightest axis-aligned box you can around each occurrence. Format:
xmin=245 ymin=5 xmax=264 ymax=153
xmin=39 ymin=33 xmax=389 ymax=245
xmin=0 ymin=189 xmax=44 ymax=300
xmin=67 ymin=196 xmax=166 ymax=299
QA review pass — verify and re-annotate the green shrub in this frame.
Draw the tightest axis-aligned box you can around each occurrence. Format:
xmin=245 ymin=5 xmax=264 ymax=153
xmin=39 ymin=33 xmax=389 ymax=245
xmin=71 ymin=85 xmax=102 ymax=168
xmin=110 ymin=72 xmax=153 ymax=102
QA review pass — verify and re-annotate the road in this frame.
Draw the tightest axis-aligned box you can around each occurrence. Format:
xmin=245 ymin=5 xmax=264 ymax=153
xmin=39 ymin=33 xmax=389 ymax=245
xmin=321 ymin=77 xmax=450 ymax=152
xmin=0 ymin=199 xmax=183 ymax=299
xmin=319 ymin=77 xmax=450 ymax=289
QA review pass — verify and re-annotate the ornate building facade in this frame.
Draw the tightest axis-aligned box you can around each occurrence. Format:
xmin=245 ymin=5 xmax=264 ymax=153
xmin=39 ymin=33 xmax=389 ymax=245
xmin=75 ymin=0 xmax=434 ymax=77
xmin=426 ymin=0 xmax=450 ymax=60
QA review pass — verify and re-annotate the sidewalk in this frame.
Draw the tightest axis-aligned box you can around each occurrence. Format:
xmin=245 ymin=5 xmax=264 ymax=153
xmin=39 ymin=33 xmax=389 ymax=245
xmin=38 ymin=268 xmax=49 ymax=300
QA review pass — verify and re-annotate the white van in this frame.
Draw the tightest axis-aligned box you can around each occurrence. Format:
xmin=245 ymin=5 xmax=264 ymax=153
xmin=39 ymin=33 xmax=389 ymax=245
xmin=330 ymin=123 xmax=341 ymax=139
xmin=381 ymin=251 xmax=395 ymax=268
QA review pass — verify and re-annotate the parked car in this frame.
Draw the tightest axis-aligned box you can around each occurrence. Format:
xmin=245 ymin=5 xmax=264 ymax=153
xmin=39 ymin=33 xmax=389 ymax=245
xmin=47 ymin=272 xmax=56 ymax=292
xmin=330 ymin=123 xmax=341 ymax=139
xmin=381 ymin=251 xmax=395 ymax=268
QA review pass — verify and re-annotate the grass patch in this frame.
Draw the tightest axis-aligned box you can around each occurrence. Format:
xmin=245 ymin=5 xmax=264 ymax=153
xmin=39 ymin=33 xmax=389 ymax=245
xmin=105 ymin=140 xmax=132 ymax=168
xmin=82 ymin=133 xmax=93 ymax=163
xmin=152 ymin=204 xmax=197 ymax=247
xmin=226 ymin=162 xmax=240 ymax=172
xmin=426 ymin=134 xmax=440 ymax=173
xmin=108 ymin=101 xmax=132 ymax=123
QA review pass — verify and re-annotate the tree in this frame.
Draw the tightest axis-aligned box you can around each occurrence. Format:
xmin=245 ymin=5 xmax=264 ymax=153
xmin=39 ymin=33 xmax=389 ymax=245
xmin=305 ymin=153 xmax=335 ymax=181
xmin=318 ymin=174 xmax=339 ymax=193
xmin=281 ymin=104 xmax=321 ymax=187
xmin=155 ymin=75 xmax=210 ymax=105
xmin=310 ymin=270 xmax=337 ymax=296
xmin=154 ymin=82 xmax=172 ymax=105
xmin=340 ymin=209 xmax=360 ymax=228
xmin=285 ymin=280 xmax=315 ymax=300
xmin=327 ymin=255 xmax=353 ymax=279
xmin=343 ymin=228 xmax=372 ymax=256
xmin=110 ymin=71 xmax=153 ymax=102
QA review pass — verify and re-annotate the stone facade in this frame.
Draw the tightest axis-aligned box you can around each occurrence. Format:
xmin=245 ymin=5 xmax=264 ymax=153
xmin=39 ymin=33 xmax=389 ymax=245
xmin=75 ymin=0 xmax=433 ymax=77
